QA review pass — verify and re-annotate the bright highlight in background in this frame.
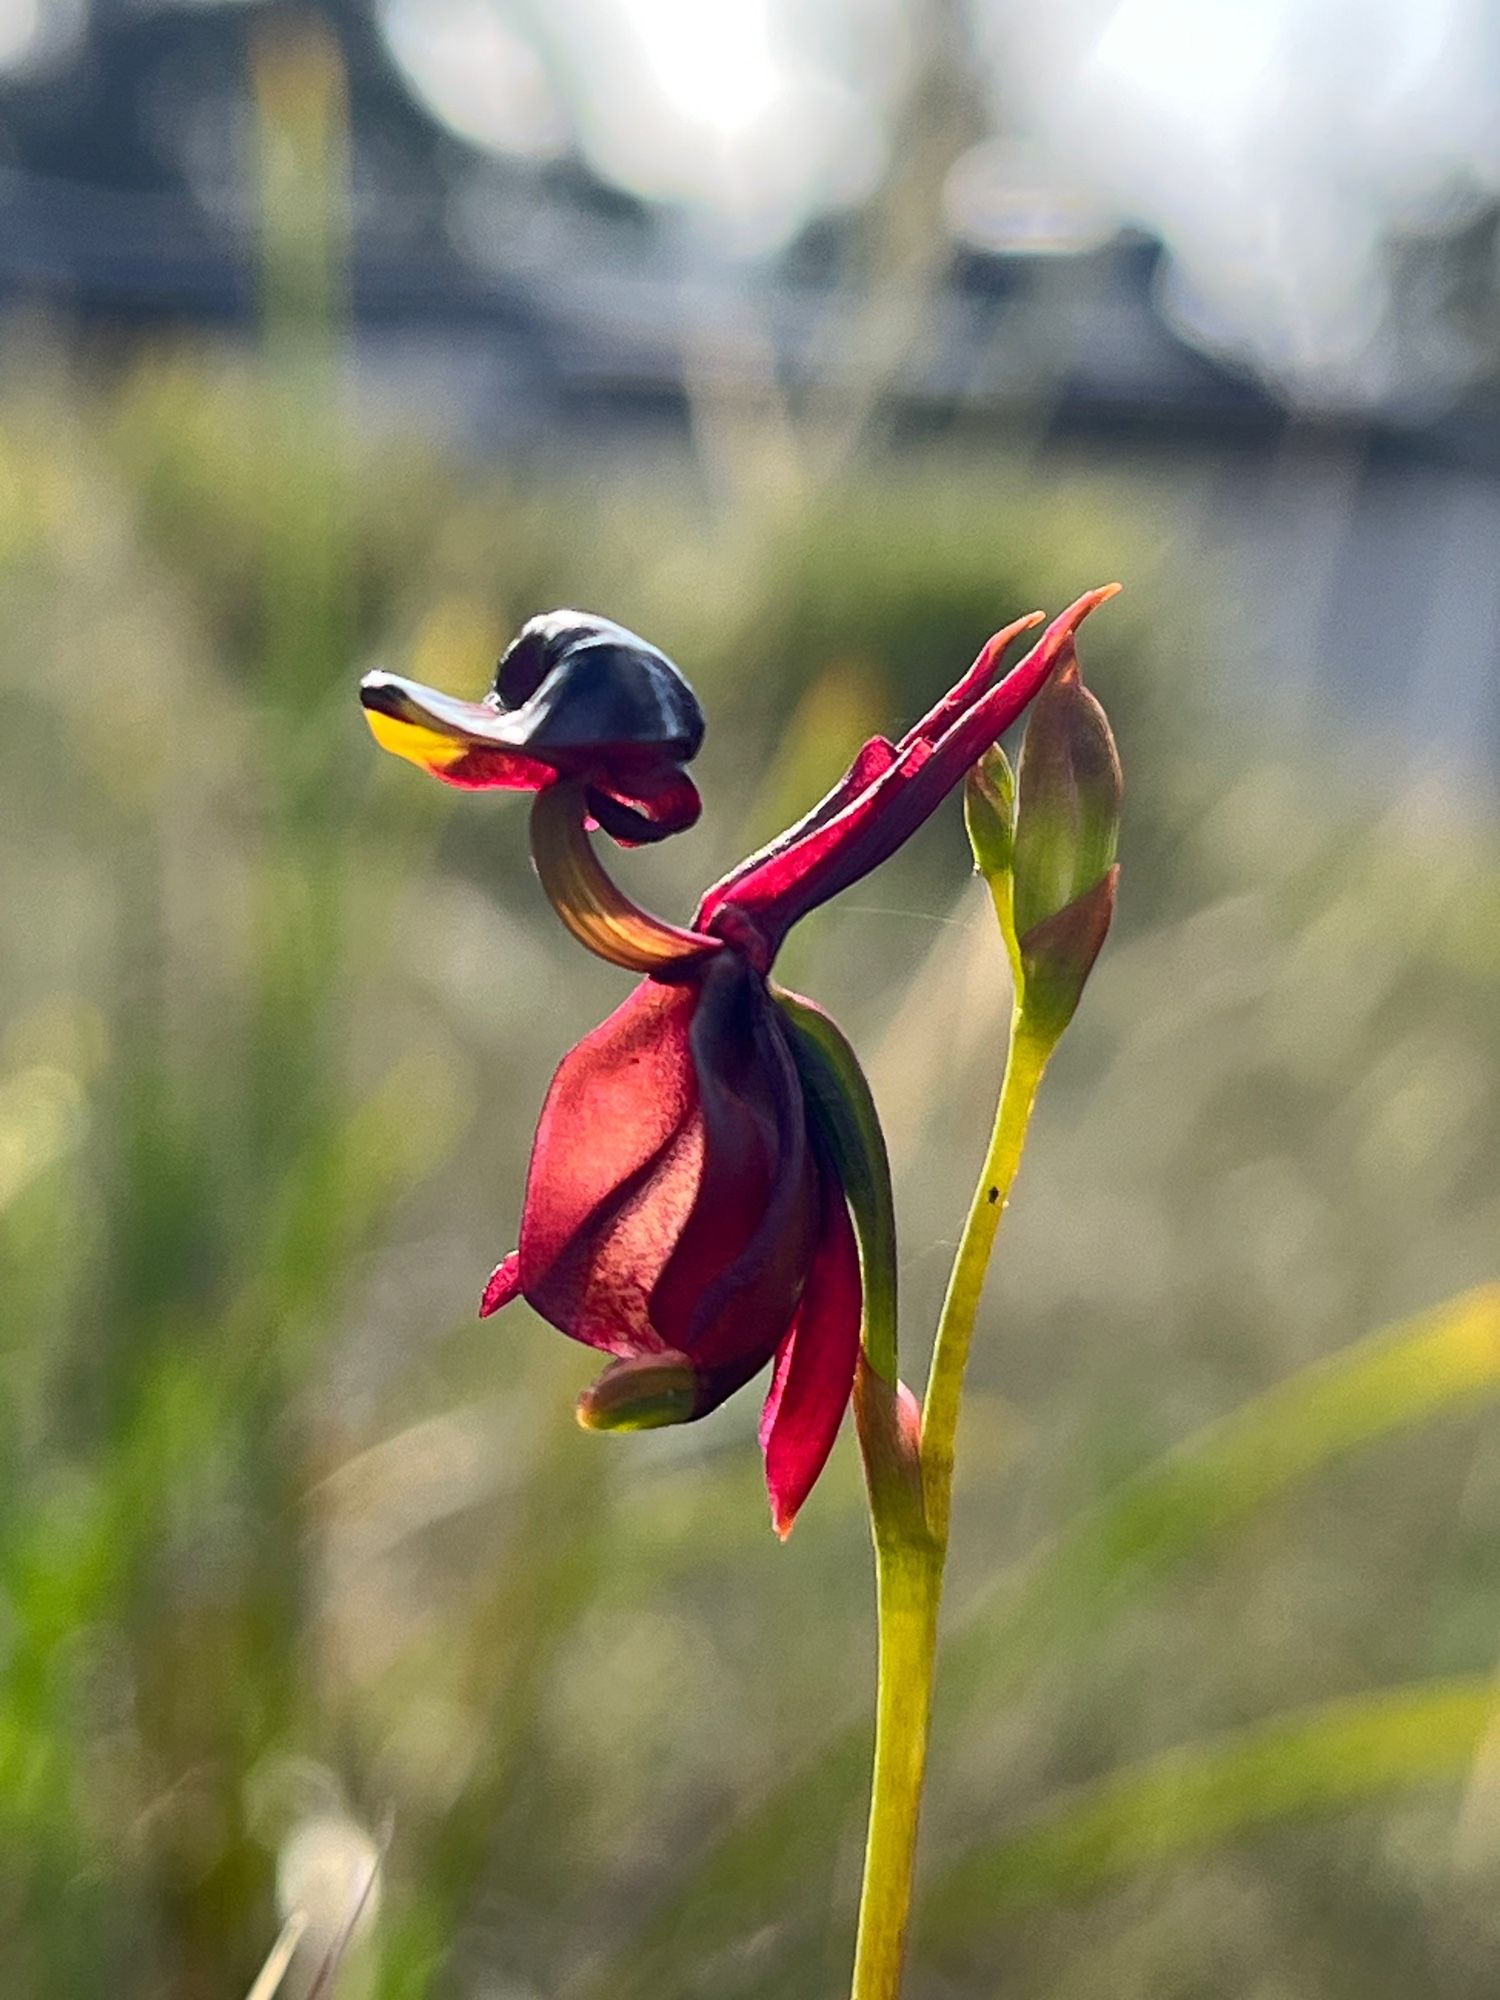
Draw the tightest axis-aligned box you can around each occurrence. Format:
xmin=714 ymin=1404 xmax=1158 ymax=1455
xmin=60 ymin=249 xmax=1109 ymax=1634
xmin=0 ymin=0 xmax=84 ymax=75
xmin=986 ymin=0 xmax=1500 ymax=405
xmin=381 ymin=0 xmax=894 ymax=250
xmin=616 ymin=0 xmax=780 ymax=139
xmin=379 ymin=0 xmax=570 ymax=159
xmin=381 ymin=0 xmax=1500 ymax=402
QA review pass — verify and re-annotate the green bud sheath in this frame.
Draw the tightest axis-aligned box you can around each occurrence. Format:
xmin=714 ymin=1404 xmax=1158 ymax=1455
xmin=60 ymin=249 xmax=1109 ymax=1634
xmin=965 ymin=746 xmax=1022 ymax=988
xmin=774 ymin=986 xmax=899 ymax=1387
xmin=962 ymin=744 xmax=1016 ymax=882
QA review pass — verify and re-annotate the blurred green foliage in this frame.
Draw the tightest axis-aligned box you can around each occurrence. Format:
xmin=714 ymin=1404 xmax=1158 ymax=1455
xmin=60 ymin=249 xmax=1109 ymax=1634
xmin=4 ymin=307 xmax=1500 ymax=2000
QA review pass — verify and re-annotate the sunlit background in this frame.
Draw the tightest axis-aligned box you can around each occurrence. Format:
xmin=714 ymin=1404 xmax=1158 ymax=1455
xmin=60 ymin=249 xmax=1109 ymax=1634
xmin=4 ymin=2 xmax=1500 ymax=1996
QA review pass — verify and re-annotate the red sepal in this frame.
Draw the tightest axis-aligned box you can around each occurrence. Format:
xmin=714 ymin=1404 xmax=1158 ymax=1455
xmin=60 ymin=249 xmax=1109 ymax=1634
xmin=760 ymin=1158 xmax=863 ymax=1538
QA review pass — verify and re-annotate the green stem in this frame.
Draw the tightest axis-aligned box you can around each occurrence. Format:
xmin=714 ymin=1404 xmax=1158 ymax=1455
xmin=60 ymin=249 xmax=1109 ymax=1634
xmin=921 ymin=1011 xmax=1052 ymax=1544
xmin=849 ymin=1532 xmax=941 ymax=1999
xmin=850 ymin=1004 xmax=1054 ymax=2000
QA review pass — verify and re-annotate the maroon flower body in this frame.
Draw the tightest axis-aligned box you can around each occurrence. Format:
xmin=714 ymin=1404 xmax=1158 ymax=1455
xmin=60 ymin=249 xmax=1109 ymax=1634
xmin=479 ymin=949 xmax=862 ymax=1532
xmin=361 ymin=589 xmax=1116 ymax=1532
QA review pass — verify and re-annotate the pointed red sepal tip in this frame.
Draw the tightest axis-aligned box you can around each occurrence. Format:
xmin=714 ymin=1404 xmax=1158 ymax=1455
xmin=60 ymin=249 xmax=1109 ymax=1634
xmin=696 ymin=585 xmax=1121 ymax=953
xmin=760 ymin=1172 xmax=863 ymax=1538
xmin=1047 ymin=583 xmax=1120 ymax=689
xmin=479 ymin=1253 xmax=522 ymax=1318
xmin=895 ymin=609 xmax=1045 ymax=756
xmin=1021 ymin=583 xmax=1121 ymax=673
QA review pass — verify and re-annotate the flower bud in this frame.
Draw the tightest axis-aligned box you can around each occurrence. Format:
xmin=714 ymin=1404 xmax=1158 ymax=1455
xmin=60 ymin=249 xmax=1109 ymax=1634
xmin=1011 ymin=646 xmax=1122 ymax=1038
xmin=963 ymin=745 xmax=1016 ymax=884
xmin=576 ymin=1352 xmax=699 ymax=1431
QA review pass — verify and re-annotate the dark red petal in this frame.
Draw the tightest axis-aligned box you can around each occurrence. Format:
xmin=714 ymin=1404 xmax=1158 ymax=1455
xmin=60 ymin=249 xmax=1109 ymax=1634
xmin=695 ymin=735 xmax=896 ymax=922
xmin=587 ymin=769 xmax=704 ymax=845
xmin=518 ymin=977 xmax=703 ymax=1357
xmin=686 ymin=1345 xmax=782 ymax=1419
xmin=438 ymin=748 xmax=558 ymax=791
xmin=760 ymin=1159 xmax=863 ymax=1538
xmin=704 ymin=589 xmax=1118 ymax=949
xmin=649 ymin=957 xmax=818 ymax=1370
xmin=479 ymin=1252 xmax=522 ymax=1318
xmin=517 ymin=957 xmax=818 ymax=1372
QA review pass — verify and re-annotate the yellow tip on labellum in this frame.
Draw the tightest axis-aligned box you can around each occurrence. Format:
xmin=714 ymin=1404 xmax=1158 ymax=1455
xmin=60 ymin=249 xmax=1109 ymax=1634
xmin=359 ymin=670 xmax=495 ymax=775
xmin=361 ymin=702 xmax=468 ymax=774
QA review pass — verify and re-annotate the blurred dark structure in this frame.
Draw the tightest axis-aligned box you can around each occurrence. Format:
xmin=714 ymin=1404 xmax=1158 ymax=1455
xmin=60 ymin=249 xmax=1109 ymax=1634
xmin=3 ymin=0 xmax=1498 ymax=768
xmin=0 ymin=3 xmax=1278 ymax=431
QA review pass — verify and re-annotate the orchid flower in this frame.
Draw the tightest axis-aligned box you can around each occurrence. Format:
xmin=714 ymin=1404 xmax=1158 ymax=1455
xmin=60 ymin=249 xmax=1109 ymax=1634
xmin=360 ymin=591 xmax=1116 ymax=1533
xmin=360 ymin=609 xmax=704 ymax=843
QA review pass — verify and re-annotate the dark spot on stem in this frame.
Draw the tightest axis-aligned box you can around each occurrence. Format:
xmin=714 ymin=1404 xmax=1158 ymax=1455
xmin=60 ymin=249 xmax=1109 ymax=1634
xmin=987 ymin=1186 xmax=1000 ymax=1205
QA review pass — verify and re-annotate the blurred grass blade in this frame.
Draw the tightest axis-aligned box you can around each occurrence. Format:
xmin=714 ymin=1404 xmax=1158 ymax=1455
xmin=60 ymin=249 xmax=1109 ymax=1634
xmin=305 ymin=1831 xmax=385 ymax=2000
xmin=945 ymin=1281 xmax=1500 ymax=1690
xmin=246 ymin=1913 xmax=308 ymax=2000
xmin=920 ymin=1677 xmax=1496 ymax=1948
xmin=589 ymin=1285 xmax=1500 ymax=1998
